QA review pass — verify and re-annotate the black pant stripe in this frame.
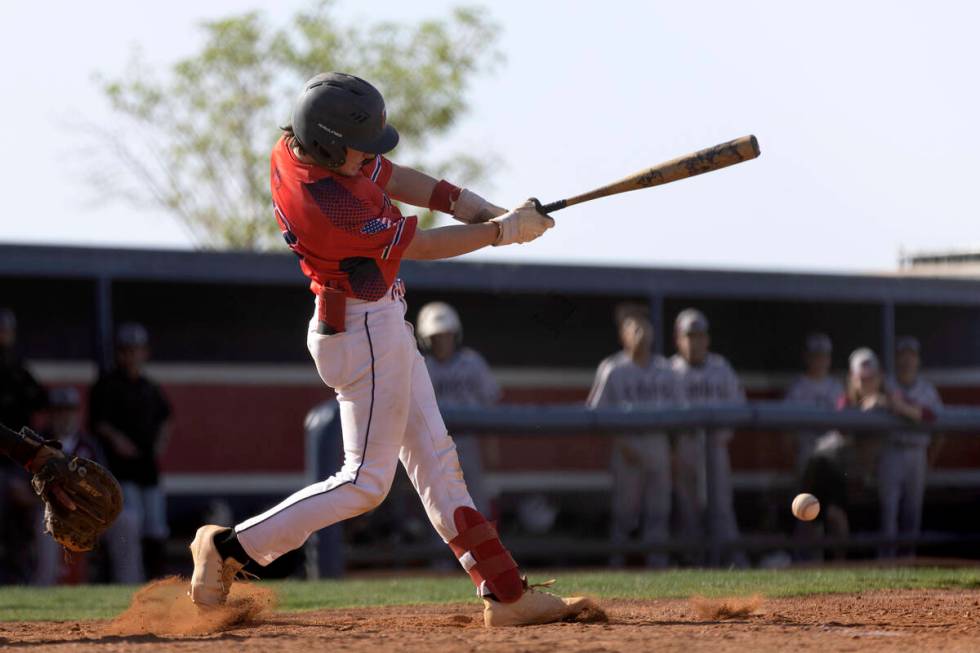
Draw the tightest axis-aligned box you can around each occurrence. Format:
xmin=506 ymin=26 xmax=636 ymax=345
xmin=354 ymin=312 xmax=375 ymax=484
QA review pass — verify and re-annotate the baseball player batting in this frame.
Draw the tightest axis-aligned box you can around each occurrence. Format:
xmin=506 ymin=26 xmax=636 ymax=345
xmin=188 ymin=72 xmax=593 ymax=627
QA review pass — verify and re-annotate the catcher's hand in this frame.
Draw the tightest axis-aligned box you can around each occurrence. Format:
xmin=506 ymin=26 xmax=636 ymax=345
xmin=28 ymin=436 xmax=124 ymax=553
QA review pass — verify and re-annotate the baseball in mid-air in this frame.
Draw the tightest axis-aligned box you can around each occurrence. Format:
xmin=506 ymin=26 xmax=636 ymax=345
xmin=792 ymin=493 xmax=820 ymax=521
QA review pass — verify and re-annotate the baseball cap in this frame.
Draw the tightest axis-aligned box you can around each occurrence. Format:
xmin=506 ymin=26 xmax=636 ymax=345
xmin=896 ymin=336 xmax=921 ymax=353
xmin=0 ymin=308 xmax=15 ymax=331
xmin=116 ymin=322 xmax=149 ymax=348
xmin=48 ymin=386 xmax=81 ymax=409
xmin=805 ymin=332 xmax=832 ymax=354
xmin=848 ymin=347 xmax=880 ymax=378
xmin=675 ymin=308 xmax=709 ymax=334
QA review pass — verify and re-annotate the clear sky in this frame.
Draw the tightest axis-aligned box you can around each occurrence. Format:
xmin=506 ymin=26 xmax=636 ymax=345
xmin=1 ymin=1 xmax=977 ymax=273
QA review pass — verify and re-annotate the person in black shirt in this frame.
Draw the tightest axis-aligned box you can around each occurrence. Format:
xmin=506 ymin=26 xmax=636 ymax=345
xmin=90 ymin=323 xmax=172 ymax=582
xmin=0 ymin=308 xmax=46 ymax=432
xmin=0 ymin=307 xmax=48 ymax=583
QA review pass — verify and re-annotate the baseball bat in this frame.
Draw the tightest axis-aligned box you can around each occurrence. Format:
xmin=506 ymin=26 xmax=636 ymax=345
xmin=534 ymin=135 xmax=760 ymax=214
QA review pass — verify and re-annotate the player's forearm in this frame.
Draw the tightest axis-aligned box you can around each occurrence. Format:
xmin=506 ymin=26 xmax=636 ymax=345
xmin=388 ymin=164 xmax=507 ymax=224
xmin=387 ymin=164 xmax=439 ymax=208
xmin=94 ymin=421 xmax=126 ymax=441
xmin=0 ymin=421 xmax=40 ymax=467
xmin=889 ymin=392 xmax=924 ymax=422
xmin=403 ymin=223 xmax=499 ymax=260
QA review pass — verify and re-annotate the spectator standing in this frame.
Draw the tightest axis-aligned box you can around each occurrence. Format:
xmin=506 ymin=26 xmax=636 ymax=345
xmin=670 ymin=308 xmax=746 ymax=565
xmin=880 ymin=337 xmax=942 ymax=557
xmin=90 ymin=323 xmax=172 ymax=582
xmin=0 ymin=308 xmax=46 ymax=432
xmin=587 ymin=303 xmax=681 ymax=568
xmin=784 ymin=333 xmax=845 ymax=474
xmin=0 ymin=308 xmax=47 ymax=583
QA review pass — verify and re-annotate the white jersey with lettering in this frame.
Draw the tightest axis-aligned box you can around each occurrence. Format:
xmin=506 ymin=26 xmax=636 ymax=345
xmin=669 ymin=352 xmax=746 ymax=407
xmin=425 ymin=348 xmax=501 ymax=408
xmin=587 ymin=352 xmax=681 ymax=410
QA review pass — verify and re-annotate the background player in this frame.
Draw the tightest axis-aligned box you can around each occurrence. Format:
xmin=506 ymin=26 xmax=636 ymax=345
xmin=189 ymin=72 xmax=591 ymax=627
xmin=416 ymin=301 xmax=500 ymax=516
xmin=0 ymin=308 xmax=47 ymax=582
xmin=784 ymin=332 xmax=845 ymax=474
xmin=587 ymin=303 xmax=681 ymax=568
xmin=670 ymin=308 xmax=746 ymax=565
xmin=880 ymin=336 xmax=942 ymax=557
xmin=91 ymin=323 xmax=173 ymax=583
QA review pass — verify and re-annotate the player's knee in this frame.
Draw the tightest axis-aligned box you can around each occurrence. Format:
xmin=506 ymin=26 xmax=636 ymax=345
xmin=352 ymin=463 xmax=397 ymax=512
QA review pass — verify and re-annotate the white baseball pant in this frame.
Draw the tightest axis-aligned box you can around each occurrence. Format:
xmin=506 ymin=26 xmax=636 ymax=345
xmin=235 ymin=291 xmax=476 ymax=565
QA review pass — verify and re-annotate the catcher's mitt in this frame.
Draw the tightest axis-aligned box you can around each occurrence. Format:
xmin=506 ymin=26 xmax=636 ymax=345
xmin=31 ymin=445 xmax=124 ymax=552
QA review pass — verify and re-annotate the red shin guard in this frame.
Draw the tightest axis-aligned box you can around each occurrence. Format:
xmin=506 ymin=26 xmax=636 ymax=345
xmin=448 ymin=507 xmax=524 ymax=603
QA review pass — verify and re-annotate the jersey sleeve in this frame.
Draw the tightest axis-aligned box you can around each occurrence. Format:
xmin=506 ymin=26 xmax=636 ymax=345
xmin=360 ymin=155 xmax=394 ymax=189
xmin=586 ymin=359 xmax=616 ymax=408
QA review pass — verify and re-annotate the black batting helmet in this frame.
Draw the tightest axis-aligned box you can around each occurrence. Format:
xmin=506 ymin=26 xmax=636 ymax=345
xmin=291 ymin=72 xmax=399 ymax=169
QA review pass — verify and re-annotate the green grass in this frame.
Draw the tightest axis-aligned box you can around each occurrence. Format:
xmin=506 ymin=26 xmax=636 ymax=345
xmin=2 ymin=567 xmax=979 ymax=622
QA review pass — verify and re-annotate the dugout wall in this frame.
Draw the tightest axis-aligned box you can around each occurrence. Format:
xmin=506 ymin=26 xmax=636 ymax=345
xmin=2 ymin=243 xmax=980 ymax=565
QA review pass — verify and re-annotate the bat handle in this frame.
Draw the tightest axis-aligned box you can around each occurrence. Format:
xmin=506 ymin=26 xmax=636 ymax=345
xmin=532 ymin=198 xmax=568 ymax=214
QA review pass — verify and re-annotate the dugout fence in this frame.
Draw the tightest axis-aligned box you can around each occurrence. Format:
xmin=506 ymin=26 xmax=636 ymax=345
xmin=306 ymin=402 xmax=980 ymax=577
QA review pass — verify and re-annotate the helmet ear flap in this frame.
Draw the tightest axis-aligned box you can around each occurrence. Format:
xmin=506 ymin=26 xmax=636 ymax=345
xmin=312 ymin=138 xmax=347 ymax=169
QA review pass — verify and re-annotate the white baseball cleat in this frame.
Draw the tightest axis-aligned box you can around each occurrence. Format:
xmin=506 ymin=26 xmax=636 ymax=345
xmin=483 ymin=579 xmax=595 ymax=627
xmin=189 ymin=524 xmax=244 ymax=606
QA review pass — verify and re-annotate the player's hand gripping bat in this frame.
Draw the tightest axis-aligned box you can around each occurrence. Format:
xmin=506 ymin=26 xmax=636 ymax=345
xmin=533 ymin=135 xmax=760 ymax=214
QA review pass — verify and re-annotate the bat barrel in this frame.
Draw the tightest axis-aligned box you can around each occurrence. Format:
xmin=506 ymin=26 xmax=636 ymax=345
xmin=536 ymin=134 xmax=761 ymax=214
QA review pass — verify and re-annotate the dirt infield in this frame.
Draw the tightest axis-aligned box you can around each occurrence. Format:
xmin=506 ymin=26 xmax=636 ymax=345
xmin=1 ymin=588 xmax=978 ymax=652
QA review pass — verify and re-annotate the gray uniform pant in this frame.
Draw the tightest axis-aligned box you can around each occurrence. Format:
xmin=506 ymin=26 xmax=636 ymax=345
xmin=877 ymin=444 xmax=927 ymax=558
xmin=674 ymin=430 xmax=743 ymax=564
xmin=105 ymin=482 xmax=169 ymax=584
xmin=610 ymin=434 xmax=671 ymax=568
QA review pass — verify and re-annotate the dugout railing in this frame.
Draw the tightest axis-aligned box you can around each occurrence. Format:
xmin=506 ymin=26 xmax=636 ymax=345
xmin=305 ymin=402 xmax=980 ymax=577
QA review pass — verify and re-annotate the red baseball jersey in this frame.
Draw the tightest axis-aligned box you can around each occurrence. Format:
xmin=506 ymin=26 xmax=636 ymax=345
xmin=270 ymin=136 xmax=418 ymax=301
